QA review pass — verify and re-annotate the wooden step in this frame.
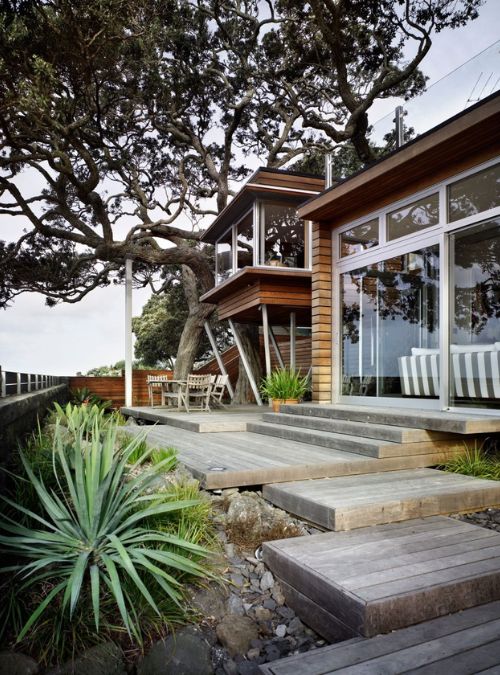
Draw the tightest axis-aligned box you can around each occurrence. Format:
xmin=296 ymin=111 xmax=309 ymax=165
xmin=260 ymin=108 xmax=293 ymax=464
xmin=262 ymin=517 xmax=500 ymax=639
xmin=261 ymin=411 xmax=451 ymax=443
xmin=248 ymin=420 xmax=461 ymax=459
xmin=259 ymin=599 xmax=500 ymax=674
xmin=263 ymin=469 xmax=500 ymax=530
xmin=279 ymin=403 xmax=500 ymax=434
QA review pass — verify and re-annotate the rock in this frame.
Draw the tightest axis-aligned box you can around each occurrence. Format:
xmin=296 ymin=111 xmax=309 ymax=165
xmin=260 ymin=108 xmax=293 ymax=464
xmin=262 ymin=598 xmax=276 ymax=611
xmin=125 ymin=416 xmax=138 ymax=425
xmin=222 ymin=659 xmax=238 ymax=675
xmin=287 ymin=617 xmax=304 ymax=635
xmin=0 ymin=652 xmax=38 ymax=675
xmin=277 ymin=606 xmax=295 ymax=620
xmin=227 ymin=593 xmax=245 ymax=616
xmin=231 ymin=573 xmax=244 ymax=587
xmin=271 ymin=584 xmax=285 ymax=606
xmin=189 ymin=584 xmax=229 ymax=622
xmin=137 ymin=627 xmax=213 ymax=675
xmin=260 ymin=571 xmax=274 ymax=592
xmin=216 ymin=616 xmax=259 ymax=657
xmin=246 ymin=647 xmax=261 ymax=661
xmin=47 ymin=642 xmax=125 ymax=675
xmin=254 ymin=607 xmax=272 ymax=622
xmin=224 ymin=543 xmax=236 ymax=558
xmin=275 ymin=625 xmax=287 ymax=638
xmin=237 ymin=662 xmax=261 ymax=675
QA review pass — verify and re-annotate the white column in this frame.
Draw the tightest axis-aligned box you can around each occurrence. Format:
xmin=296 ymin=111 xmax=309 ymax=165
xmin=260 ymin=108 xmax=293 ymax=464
xmin=228 ymin=319 xmax=262 ymax=405
xmin=262 ymin=304 xmax=272 ymax=377
xmin=125 ymin=258 xmax=133 ymax=407
xmin=290 ymin=311 xmax=296 ymax=371
xmin=204 ymin=321 xmax=234 ymax=399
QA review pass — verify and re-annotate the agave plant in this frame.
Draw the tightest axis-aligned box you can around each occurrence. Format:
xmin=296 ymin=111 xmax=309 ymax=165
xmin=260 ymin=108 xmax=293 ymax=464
xmin=0 ymin=419 xmax=212 ymax=643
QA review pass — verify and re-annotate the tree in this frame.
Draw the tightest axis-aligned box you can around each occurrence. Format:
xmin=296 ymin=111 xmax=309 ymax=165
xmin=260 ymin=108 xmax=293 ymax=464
xmin=0 ymin=0 xmax=482 ymax=385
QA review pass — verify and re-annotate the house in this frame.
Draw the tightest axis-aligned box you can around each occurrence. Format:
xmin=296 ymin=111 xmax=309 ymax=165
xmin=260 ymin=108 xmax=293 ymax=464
xmin=202 ymin=91 xmax=500 ymax=413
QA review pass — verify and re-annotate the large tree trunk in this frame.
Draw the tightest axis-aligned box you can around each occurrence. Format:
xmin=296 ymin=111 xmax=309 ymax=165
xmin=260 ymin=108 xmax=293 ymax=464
xmin=232 ymin=323 xmax=262 ymax=404
xmin=174 ymin=265 xmax=215 ymax=379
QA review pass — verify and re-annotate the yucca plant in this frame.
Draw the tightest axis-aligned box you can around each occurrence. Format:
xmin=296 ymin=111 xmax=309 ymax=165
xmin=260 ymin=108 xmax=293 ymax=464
xmin=260 ymin=367 xmax=309 ymax=401
xmin=0 ymin=419 xmax=213 ymax=646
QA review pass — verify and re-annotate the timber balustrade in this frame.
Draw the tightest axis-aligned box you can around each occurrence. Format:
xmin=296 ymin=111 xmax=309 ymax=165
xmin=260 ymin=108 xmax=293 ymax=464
xmin=0 ymin=367 xmax=67 ymax=398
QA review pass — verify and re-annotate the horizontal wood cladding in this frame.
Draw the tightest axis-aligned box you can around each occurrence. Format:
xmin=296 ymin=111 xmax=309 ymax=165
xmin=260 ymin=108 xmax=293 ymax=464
xmin=311 ymin=222 xmax=333 ymax=403
xmin=252 ymin=170 xmax=324 ymax=192
xmin=69 ymin=370 xmax=173 ymax=408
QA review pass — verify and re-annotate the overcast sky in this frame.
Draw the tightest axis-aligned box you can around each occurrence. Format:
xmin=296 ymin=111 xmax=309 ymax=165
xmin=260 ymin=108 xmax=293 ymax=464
xmin=1 ymin=1 xmax=499 ymax=376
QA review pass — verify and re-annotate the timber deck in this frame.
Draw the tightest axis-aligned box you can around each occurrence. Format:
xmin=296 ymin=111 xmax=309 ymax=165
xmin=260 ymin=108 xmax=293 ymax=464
xmin=259 ymin=599 xmax=500 ymax=674
xmin=121 ymin=405 xmax=261 ymax=432
xmin=263 ymin=517 xmax=500 ymax=639
xmin=124 ymin=425 xmax=459 ymax=490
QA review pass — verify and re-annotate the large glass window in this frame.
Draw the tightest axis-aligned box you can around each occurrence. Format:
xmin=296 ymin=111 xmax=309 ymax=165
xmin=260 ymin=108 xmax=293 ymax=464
xmin=448 ymin=163 xmax=500 ymax=223
xmin=387 ymin=193 xmax=439 ymax=241
xmin=216 ymin=229 xmax=232 ymax=283
xmin=261 ymin=203 xmax=306 ymax=268
xmin=340 ymin=219 xmax=379 ymax=257
xmin=236 ymin=211 xmax=254 ymax=270
xmin=450 ymin=218 xmax=500 ymax=409
xmin=341 ymin=245 xmax=440 ymax=399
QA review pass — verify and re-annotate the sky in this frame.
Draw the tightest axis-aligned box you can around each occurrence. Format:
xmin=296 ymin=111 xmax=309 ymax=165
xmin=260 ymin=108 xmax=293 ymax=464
xmin=1 ymin=0 xmax=499 ymax=376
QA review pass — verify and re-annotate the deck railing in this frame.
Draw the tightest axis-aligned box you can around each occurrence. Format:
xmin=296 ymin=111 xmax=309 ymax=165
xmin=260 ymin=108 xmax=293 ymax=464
xmin=0 ymin=367 xmax=67 ymax=398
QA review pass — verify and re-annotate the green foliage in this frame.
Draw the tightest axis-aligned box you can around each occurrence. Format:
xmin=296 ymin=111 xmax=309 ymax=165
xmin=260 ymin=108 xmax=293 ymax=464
xmin=70 ymin=388 xmax=112 ymax=411
xmin=0 ymin=418 xmax=214 ymax=659
xmin=260 ymin=368 xmax=309 ymax=401
xmin=124 ymin=438 xmax=177 ymax=469
xmin=442 ymin=440 xmax=500 ymax=480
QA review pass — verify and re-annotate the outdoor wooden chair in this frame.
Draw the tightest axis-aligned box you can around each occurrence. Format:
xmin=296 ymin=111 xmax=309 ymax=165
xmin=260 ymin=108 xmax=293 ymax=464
xmin=178 ymin=374 xmax=213 ymax=412
xmin=147 ymin=374 xmax=171 ymax=407
xmin=210 ymin=374 xmax=230 ymax=407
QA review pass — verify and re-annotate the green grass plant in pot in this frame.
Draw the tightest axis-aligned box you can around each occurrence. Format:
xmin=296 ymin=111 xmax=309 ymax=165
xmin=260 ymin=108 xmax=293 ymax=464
xmin=260 ymin=367 xmax=309 ymax=413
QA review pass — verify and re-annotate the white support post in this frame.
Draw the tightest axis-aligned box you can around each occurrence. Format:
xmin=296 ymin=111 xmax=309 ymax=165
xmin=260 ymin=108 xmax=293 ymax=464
xmin=17 ymin=372 xmax=21 ymax=395
xmin=27 ymin=374 xmax=31 ymax=392
xmin=228 ymin=318 xmax=262 ymax=405
xmin=204 ymin=321 xmax=234 ymax=399
xmin=268 ymin=326 xmax=284 ymax=369
xmin=261 ymin=304 xmax=272 ymax=377
xmin=0 ymin=369 xmax=5 ymax=397
xmin=125 ymin=258 xmax=133 ymax=407
xmin=290 ymin=311 xmax=296 ymax=371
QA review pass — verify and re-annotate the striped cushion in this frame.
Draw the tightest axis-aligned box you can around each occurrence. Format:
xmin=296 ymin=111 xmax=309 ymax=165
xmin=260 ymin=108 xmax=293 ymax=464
xmin=398 ymin=351 xmax=500 ymax=399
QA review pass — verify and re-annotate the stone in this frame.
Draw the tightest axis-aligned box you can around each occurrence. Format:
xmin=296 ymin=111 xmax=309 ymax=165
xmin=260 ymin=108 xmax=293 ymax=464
xmin=189 ymin=584 xmax=229 ymax=621
xmin=230 ymin=573 xmax=244 ymax=587
xmin=137 ymin=627 xmax=213 ymax=675
xmin=237 ymin=662 xmax=261 ymax=675
xmin=271 ymin=585 xmax=285 ymax=606
xmin=125 ymin=416 xmax=138 ymax=425
xmin=47 ymin=642 xmax=125 ymax=675
xmin=224 ymin=543 xmax=236 ymax=558
xmin=227 ymin=593 xmax=245 ymax=616
xmin=254 ymin=607 xmax=272 ymax=622
xmin=216 ymin=616 xmax=259 ymax=658
xmin=277 ymin=606 xmax=295 ymax=620
xmin=222 ymin=659 xmax=238 ymax=675
xmin=260 ymin=571 xmax=274 ymax=592
xmin=0 ymin=652 xmax=38 ymax=675
xmin=262 ymin=599 xmax=276 ymax=611
xmin=275 ymin=625 xmax=287 ymax=638
xmin=246 ymin=648 xmax=261 ymax=661
xmin=287 ymin=617 xmax=304 ymax=635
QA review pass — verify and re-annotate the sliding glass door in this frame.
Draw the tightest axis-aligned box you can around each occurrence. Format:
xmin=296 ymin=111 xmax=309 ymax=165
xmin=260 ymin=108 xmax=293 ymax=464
xmin=450 ymin=218 xmax=500 ymax=410
xmin=341 ymin=244 xmax=440 ymax=403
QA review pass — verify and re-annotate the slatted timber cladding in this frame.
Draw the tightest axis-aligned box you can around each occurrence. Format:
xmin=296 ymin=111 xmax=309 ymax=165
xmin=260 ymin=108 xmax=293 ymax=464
xmin=69 ymin=370 xmax=173 ymax=408
xmin=311 ymin=222 xmax=333 ymax=403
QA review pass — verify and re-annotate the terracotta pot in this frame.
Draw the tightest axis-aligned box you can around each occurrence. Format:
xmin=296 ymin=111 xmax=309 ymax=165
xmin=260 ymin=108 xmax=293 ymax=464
xmin=283 ymin=399 xmax=299 ymax=405
xmin=271 ymin=399 xmax=282 ymax=413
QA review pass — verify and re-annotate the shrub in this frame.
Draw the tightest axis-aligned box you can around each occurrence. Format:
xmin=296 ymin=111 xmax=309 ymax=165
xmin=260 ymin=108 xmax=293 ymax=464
xmin=442 ymin=440 xmax=500 ymax=480
xmin=260 ymin=368 xmax=309 ymax=401
xmin=0 ymin=418 xmax=213 ymax=660
xmin=70 ymin=387 xmax=112 ymax=411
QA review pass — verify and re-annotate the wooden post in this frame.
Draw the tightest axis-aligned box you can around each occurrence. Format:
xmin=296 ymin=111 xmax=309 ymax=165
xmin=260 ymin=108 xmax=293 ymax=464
xmin=204 ymin=321 xmax=234 ymax=399
xmin=125 ymin=258 xmax=133 ymax=407
xmin=228 ymin=319 xmax=262 ymax=405
xmin=290 ymin=311 xmax=296 ymax=371
xmin=269 ymin=327 xmax=285 ymax=369
xmin=262 ymin=304 xmax=272 ymax=376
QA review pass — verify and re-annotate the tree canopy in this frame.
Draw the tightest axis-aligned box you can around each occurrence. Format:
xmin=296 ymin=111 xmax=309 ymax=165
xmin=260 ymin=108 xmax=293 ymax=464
xmin=0 ymin=0 xmax=483 ymax=375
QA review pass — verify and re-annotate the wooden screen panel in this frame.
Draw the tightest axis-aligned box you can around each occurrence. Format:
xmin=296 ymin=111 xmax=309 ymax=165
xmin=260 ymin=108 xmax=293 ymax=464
xmin=311 ymin=222 xmax=333 ymax=403
xmin=69 ymin=370 xmax=173 ymax=408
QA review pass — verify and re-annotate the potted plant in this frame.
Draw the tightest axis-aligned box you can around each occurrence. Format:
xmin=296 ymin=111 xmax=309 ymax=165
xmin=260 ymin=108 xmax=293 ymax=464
xmin=260 ymin=367 xmax=309 ymax=413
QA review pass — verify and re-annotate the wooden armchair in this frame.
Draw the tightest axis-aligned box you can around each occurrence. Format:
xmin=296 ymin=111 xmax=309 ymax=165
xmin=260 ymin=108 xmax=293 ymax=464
xmin=179 ymin=374 xmax=213 ymax=412
xmin=210 ymin=374 xmax=230 ymax=407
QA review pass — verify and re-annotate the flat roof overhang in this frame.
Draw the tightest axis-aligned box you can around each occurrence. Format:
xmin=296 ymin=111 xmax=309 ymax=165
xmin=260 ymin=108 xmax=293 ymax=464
xmin=298 ymin=91 xmax=500 ymax=223
xmin=200 ymin=267 xmax=312 ymax=325
xmin=202 ymin=168 xmax=324 ymax=244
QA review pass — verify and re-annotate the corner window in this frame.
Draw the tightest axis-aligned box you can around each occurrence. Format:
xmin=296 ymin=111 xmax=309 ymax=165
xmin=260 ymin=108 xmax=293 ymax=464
xmin=387 ymin=193 xmax=439 ymax=241
xmin=216 ymin=229 xmax=232 ymax=283
xmin=340 ymin=218 xmax=379 ymax=257
xmin=448 ymin=162 xmax=500 ymax=223
xmin=261 ymin=203 xmax=306 ymax=268
xmin=236 ymin=211 xmax=254 ymax=270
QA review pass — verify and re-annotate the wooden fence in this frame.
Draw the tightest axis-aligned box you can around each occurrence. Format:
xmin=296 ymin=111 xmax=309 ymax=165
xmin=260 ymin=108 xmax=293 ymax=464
xmin=68 ymin=370 xmax=173 ymax=408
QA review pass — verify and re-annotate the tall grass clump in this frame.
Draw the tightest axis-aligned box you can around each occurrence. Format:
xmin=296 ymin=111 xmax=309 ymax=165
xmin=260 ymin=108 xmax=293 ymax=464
xmin=442 ymin=439 xmax=500 ymax=480
xmin=0 ymin=413 xmax=215 ymax=663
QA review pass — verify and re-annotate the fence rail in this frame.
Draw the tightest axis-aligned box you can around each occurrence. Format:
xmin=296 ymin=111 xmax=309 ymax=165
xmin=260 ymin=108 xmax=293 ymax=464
xmin=0 ymin=367 xmax=67 ymax=398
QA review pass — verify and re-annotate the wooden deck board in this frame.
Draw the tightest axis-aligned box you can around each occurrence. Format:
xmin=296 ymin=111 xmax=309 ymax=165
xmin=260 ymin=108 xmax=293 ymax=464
xmin=263 ymin=469 xmax=500 ymax=530
xmin=123 ymin=426 xmax=458 ymax=489
xmin=260 ymin=601 xmax=500 ymax=673
xmin=121 ymin=405 xmax=261 ymax=432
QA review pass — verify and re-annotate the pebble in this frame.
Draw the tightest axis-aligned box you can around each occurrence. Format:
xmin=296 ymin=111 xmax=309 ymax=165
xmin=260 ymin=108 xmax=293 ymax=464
xmin=275 ymin=624 xmax=287 ymax=638
xmin=260 ymin=571 xmax=274 ymax=592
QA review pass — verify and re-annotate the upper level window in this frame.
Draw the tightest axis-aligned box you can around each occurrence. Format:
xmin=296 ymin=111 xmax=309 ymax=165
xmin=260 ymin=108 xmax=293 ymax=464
xmin=340 ymin=218 xmax=379 ymax=257
xmin=448 ymin=162 xmax=500 ymax=223
xmin=236 ymin=211 xmax=254 ymax=270
xmin=387 ymin=193 xmax=439 ymax=241
xmin=261 ymin=203 xmax=306 ymax=268
xmin=216 ymin=229 xmax=232 ymax=283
